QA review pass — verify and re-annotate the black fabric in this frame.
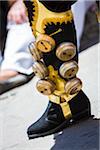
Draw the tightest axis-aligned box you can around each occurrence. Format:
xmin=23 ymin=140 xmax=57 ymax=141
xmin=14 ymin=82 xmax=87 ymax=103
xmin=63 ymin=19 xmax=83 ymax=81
xmin=43 ymin=21 xmax=78 ymax=71
xmin=39 ymin=0 xmax=76 ymax=12
xmin=96 ymin=1 xmax=99 ymax=8
xmin=24 ymin=1 xmax=34 ymax=28
xmin=0 ymin=1 xmax=9 ymax=53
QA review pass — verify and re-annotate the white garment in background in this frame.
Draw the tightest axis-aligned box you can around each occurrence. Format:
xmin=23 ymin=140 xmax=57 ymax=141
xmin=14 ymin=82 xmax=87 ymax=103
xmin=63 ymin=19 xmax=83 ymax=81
xmin=1 ymin=23 xmax=35 ymax=75
xmin=72 ymin=0 xmax=95 ymax=49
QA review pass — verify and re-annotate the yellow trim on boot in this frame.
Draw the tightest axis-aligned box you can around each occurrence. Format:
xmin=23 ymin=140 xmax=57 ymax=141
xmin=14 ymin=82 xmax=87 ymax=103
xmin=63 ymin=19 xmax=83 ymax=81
xmin=49 ymin=94 xmax=72 ymax=118
xmin=60 ymin=102 xmax=72 ymax=119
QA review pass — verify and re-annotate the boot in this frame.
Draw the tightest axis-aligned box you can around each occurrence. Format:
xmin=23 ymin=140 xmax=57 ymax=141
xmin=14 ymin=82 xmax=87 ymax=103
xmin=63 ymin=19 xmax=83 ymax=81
xmin=28 ymin=91 xmax=91 ymax=139
xmin=24 ymin=0 xmax=91 ymax=139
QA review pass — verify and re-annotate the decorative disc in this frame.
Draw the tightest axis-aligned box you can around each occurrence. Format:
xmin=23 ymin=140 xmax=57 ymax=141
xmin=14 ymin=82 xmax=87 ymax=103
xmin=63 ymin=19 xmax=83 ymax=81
xmin=36 ymin=79 xmax=56 ymax=95
xmin=59 ymin=61 xmax=78 ymax=79
xmin=65 ymin=78 xmax=82 ymax=95
xmin=32 ymin=61 xmax=48 ymax=79
xmin=29 ymin=42 xmax=43 ymax=61
xmin=36 ymin=34 xmax=55 ymax=52
xmin=56 ymin=42 xmax=76 ymax=61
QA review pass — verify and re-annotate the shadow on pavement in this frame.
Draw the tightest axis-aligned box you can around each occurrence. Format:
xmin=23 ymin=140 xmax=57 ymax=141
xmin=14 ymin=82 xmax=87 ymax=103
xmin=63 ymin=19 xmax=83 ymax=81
xmin=51 ymin=118 xmax=99 ymax=150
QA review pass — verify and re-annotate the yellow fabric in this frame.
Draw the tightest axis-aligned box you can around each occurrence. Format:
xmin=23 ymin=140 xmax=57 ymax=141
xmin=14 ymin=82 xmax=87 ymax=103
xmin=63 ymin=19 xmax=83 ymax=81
xmin=48 ymin=65 xmax=66 ymax=95
xmin=30 ymin=0 xmax=73 ymax=36
xmin=48 ymin=65 xmax=77 ymax=98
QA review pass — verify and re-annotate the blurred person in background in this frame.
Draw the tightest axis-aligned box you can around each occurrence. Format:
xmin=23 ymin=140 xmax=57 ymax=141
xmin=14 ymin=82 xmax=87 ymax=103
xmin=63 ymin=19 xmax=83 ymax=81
xmin=0 ymin=0 xmax=35 ymax=95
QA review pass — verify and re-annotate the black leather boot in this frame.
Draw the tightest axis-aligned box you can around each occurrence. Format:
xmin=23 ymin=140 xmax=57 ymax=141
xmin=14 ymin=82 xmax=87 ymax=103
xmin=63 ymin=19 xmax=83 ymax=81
xmin=28 ymin=90 xmax=91 ymax=139
xmin=24 ymin=0 xmax=91 ymax=139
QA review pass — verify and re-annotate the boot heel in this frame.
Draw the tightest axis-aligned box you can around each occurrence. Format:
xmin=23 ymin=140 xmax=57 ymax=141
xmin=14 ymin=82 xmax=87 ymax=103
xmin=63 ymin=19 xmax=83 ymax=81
xmin=73 ymin=108 xmax=91 ymax=121
xmin=68 ymin=90 xmax=91 ymax=122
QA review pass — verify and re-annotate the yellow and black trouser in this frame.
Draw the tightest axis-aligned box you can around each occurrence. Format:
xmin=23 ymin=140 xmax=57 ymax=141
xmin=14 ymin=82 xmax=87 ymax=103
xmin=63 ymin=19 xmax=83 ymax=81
xmin=24 ymin=0 xmax=90 ymax=119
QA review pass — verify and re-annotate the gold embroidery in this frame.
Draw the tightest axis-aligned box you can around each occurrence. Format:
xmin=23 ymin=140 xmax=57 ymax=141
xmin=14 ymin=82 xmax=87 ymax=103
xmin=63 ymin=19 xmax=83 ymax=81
xmin=49 ymin=28 xmax=62 ymax=36
xmin=31 ymin=0 xmax=38 ymax=35
xmin=30 ymin=0 xmax=73 ymax=36
xmin=43 ymin=10 xmax=73 ymax=28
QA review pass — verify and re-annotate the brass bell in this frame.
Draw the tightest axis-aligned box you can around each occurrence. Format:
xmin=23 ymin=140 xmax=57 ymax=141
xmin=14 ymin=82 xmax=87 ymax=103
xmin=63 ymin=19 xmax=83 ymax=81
xmin=36 ymin=34 xmax=55 ymax=53
xmin=59 ymin=61 xmax=78 ymax=79
xmin=56 ymin=42 xmax=76 ymax=61
xmin=36 ymin=79 xmax=56 ymax=95
xmin=65 ymin=78 xmax=82 ymax=95
xmin=28 ymin=42 xmax=43 ymax=61
xmin=32 ymin=61 xmax=49 ymax=79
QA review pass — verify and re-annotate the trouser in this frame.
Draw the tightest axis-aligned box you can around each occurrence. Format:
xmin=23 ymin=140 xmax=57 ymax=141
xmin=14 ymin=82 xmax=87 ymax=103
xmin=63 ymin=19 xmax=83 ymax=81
xmin=25 ymin=0 xmax=83 ymax=111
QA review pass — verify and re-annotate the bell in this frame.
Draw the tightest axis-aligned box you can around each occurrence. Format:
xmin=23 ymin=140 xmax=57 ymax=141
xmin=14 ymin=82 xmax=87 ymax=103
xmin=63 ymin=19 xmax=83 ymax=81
xmin=36 ymin=34 xmax=55 ymax=52
xmin=59 ymin=61 xmax=78 ymax=79
xmin=65 ymin=78 xmax=82 ymax=95
xmin=32 ymin=61 xmax=49 ymax=79
xmin=56 ymin=42 xmax=76 ymax=61
xmin=36 ymin=79 xmax=56 ymax=95
xmin=28 ymin=42 xmax=43 ymax=61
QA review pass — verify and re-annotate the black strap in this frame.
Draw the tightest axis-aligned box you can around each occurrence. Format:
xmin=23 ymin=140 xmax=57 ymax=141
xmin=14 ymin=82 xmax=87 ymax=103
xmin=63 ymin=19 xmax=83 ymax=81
xmin=39 ymin=0 xmax=76 ymax=12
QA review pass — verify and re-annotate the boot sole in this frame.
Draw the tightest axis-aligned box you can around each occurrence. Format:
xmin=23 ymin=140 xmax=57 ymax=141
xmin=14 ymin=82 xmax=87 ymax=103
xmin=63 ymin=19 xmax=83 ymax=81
xmin=28 ymin=108 xmax=91 ymax=139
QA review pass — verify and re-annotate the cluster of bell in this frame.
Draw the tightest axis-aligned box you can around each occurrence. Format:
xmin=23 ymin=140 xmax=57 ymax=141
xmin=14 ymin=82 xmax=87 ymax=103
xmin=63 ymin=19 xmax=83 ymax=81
xmin=28 ymin=34 xmax=82 ymax=96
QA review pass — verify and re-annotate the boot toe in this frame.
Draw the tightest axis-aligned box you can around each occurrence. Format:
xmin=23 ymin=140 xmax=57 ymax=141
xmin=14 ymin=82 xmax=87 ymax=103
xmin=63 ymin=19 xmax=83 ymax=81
xmin=27 ymin=102 xmax=65 ymax=138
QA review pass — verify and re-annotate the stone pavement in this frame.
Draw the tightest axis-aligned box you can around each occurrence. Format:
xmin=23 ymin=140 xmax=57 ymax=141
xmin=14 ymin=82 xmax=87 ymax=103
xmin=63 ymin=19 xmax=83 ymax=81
xmin=0 ymin=44 xmax=99 ymax=150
